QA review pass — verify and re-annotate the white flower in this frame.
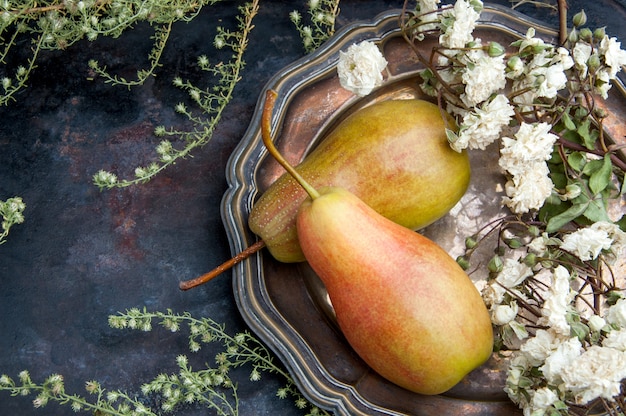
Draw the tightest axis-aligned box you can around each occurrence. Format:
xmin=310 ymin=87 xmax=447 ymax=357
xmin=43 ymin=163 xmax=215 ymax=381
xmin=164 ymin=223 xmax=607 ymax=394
xmin=589 ymin=220 xmax=626 ymax=263
xmin=491 ymin=301 xmax=519 ymax=325
xmin=529 ymin=387 xmax=559 ymax=415
xmin=496 ymin=258 xmax=533 ymax=289
xmin=600 ymin=35 xmax=626 ymax=78
xmin=536 ymin=62 xmax=569 ymax=99
xmin=588 ymin=314 xmax=607 ymax=332
xmin=460 ymin=51 xmax=507 ymax=106
xmin=452 ymin=94 xmax=514 ymax=152
xmin=337 ymin=41 xmax=388 ymax=97
xmin=594 ymin=68 xmax=612 ymax=99
xmin=560 ymin=226 xmax=613 ymax=261
xmin=499 ymin=122 xmax=557 ymax=176
xmin=503 ymin=161 xmax=554 ymax=214
xmin=572 ymin=42 xmax=592 ymax=76
xmin=602 ymin=328 xmax=626 ymax=351
xmin=416 ymin=0 xmax=441 ymax=32
xmin=540 ymin=336 xmax=582 ymax=384
xmin=439 ymin=0 xmax=481 ymax=49
xmin=560 ymin=345 xmax=626 ymax=404
xmin=606 ymin=298 xmax=626 ymax=327
xmin=538 ymin=266 xmax=574 ymax=336
xmin=519 ymin=328 xmax=559 ymax=367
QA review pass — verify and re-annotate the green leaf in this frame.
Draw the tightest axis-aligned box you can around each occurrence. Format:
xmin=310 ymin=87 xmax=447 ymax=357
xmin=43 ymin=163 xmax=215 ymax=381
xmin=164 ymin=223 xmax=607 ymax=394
xmin=567 ymin=151 xmax=586 ymax=172
xmin=546 ymin=201 xmax=589 ymax=233
xmin=561 ymin=111 xmax=577 ymax=131
xmin=582 ymin=194 xmax=611 ymax=223
xmin=577 ymin=119 xmax=599 ymax=150
xmin=588 ymin=154 xmax=612 ymax=195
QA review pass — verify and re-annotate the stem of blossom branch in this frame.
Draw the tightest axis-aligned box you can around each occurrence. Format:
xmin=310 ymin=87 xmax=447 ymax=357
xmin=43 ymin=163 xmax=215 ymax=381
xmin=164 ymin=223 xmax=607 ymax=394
xmin=558 ymin=0 xmax=568 ymax=45
xmin=179 ymin=240 xmax=266 ymax=290
xmin=557 ymin=137 xmax=626 ymax=172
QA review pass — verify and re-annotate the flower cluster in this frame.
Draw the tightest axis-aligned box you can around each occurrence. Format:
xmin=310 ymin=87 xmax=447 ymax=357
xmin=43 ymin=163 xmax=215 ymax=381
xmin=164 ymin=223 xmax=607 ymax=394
xmin=290 ymin=0 xmax=340 ymax=53
xmin=400 ymin=1 xmax=626 ymax=414
xmin=337 ymin=40 xmax=388 ymax=97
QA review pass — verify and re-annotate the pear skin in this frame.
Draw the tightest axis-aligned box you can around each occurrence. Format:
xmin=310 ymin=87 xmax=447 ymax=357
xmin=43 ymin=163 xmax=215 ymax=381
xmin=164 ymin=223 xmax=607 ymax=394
xmin=296 ymin=186 xmax=493 ymax=395
xmin=249 ymin=99 xmax=469 ymax=263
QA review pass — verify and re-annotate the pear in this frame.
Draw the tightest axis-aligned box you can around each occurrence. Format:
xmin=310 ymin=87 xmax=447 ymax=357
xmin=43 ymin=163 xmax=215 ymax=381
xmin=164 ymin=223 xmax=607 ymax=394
xmin=297 ymin=186 xmax=494 ymax=395
xmin=248 ymin=97 xmax=470 ymax=263
xmin=261 ymin=90 xmax=493 ymax=395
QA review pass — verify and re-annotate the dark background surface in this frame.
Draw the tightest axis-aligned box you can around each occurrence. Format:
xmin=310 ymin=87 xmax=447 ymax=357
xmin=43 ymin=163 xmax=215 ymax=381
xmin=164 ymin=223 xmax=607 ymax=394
xmin=1 ymin=1 xmax=625 ymax=414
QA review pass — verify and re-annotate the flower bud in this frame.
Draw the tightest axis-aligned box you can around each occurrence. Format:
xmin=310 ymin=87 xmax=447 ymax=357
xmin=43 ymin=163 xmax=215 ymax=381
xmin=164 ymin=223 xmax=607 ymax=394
xmin=523 ymin=253 xmax=537 ymax=267
xmin=593 ymin=27 xmax=606 ymax=41
xmin=456 ymin=255 xmax=470 ymax=270
xmin=465 ymin=236 xmax=478 ymax=249
xmin=487 ymin=41 xmax=505 ymax=57
xmin=587 ymin=53 xmax=601 ymax=71
xmin=527 ymin=225 xmax=540 ymax=237
xmin=579 ymin=28 xmax=593 ymax=42
xmin=572 ymin=10 xmax=587 ymax=27
xmin=488 ymin=255 xmax=504 ymax=273
xmin=568 ymin=28 xmax=579 ymax=44
xmin=505 ymin=238 xmax=523 ymax=249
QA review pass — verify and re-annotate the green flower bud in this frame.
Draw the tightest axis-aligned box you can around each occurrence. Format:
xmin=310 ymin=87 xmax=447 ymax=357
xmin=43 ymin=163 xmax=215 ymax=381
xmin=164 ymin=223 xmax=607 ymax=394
xmin=593 ymin=27 xmax=606 ymax=41
xmin=572 ymin=10 xmax=587 ymax=27
xmin=488 ymin=255 xmax=504 ymax=273
xmin=456 ymin=255 xmax=470 ymax=270
xmin=588 ymin=53 xmax=601 ymax=71
xmin=568 ymin=28 xmax=579 ymax=44
xmin=523 ymin=253 xmax=537 ymax=267
xmin=505 ymin=238 xmax=523 ymax=249
xmin=579 ymin=28 xmax=593 ymax=42
xmin=465 ymin=236 xmax=478 ymax=249
xmin=527 ymin=225 xmax=540 ymax=237
xmin=487 ymin=41 xmax=505 ymax=57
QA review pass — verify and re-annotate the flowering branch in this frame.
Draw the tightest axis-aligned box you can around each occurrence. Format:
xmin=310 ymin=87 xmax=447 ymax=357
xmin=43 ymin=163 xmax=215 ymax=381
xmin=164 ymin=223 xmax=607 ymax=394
xmin=399 ymin=1 xmax=626 ymax=414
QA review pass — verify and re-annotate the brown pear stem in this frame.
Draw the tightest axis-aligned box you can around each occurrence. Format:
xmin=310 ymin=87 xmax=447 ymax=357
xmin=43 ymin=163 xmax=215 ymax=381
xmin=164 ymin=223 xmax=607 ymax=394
xmin=179 ymin=240 xmax=266 ymax=291
xmin=262 ymin=90 xmax=320 ymax=200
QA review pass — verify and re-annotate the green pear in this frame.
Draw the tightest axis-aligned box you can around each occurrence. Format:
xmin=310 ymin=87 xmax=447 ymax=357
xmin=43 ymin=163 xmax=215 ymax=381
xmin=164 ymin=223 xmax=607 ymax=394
xmin=297 ymin=186 xmax=493 ymax=395
xmin=260 ymin=90 xmax=493 ymax=395
xmin=248 ymin=97 xmax=470 ymax=263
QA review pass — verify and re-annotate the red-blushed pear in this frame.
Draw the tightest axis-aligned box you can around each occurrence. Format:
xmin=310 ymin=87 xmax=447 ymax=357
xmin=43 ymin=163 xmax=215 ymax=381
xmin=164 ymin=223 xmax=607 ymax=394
xmin=261 ymin=89 xmax=494 ymax=395
xmin=296 ymin=186 xmax=493 ymax=395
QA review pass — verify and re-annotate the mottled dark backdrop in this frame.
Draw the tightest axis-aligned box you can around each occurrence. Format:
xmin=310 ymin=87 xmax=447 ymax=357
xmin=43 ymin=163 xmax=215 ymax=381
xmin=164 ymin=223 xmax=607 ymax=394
xmin=1 ymin=1 xmax=625 ymax=415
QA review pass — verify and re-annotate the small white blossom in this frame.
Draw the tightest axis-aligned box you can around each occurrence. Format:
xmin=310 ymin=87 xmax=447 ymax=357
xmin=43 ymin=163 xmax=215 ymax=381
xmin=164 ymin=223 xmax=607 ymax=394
xmin=529 ymin=387 xmax=559 ymax=415
xmin=588 ymin=314 xmax=607 ymax=332
xmin=416 ymin=0 xmax=441 ymax=32
xmin=491 ymin=301 xmax=519 ymax=325
xmin=540 ymin=336 xmax=582 ymax=385
xmin=599 ymin=35 xmax=626 ymax=78
xmin=560 ymin=226 xmax=613 ymax=261
xmin=439 ymin=0 xmax=481 ymax=49
xmin=460 ymin=51 xmax=507 ymax=107
xmin=561 ymin=345 xmax=626 ymax=404
xmin=499 ymin=122 xmax=557 ymax=176
xmin=452 ymin=94 xmax=514 ymax=151
xmin=606 ymin=298 xmax=626 ymax=328
xmin=337 ymin=41 xmax=388 ymax=97
xmin=519 ymin=328 xmax=559 ymax=367
xmin=497 ymin=258 xmax=533 ymax=289
xmin=602 ymin=328 xmax=626 ymax=351
xmin=572 ymin=42 xmax=592 ymax=76
xmin=538 ymin=266 xmax=574 ymax=336
xmin=503 ymin=162 xmax=554 ymax=214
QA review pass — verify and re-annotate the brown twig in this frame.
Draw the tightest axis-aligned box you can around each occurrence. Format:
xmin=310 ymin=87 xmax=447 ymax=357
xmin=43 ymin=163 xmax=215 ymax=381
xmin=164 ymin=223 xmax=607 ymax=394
xmin=558 ymin=0 xmax=568 ymax=45
xmin=179 ymin=240 xmax=266 ymax=291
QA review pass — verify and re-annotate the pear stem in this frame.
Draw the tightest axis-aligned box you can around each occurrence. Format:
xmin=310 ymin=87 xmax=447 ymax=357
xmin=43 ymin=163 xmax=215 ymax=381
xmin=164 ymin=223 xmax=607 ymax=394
xmin=262 ymin=90 xmax=320 ymax=200
xmin=179 ymin=240 xmax=266 ymax=290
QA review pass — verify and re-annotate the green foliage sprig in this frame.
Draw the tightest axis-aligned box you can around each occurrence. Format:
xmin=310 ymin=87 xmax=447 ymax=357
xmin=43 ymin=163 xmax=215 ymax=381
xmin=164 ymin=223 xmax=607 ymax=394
xmin=92 ymin=0 xmax=259 ymax=189
xmin=289 ymin=0 xmax=340 ymax=53
xmin=0 ymin=0 xmax=228 ymax=105
xmin=0 ymin=196 xmax=25 ymax=244
xmin=0 ymin=308 xmax=331 ymax=415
